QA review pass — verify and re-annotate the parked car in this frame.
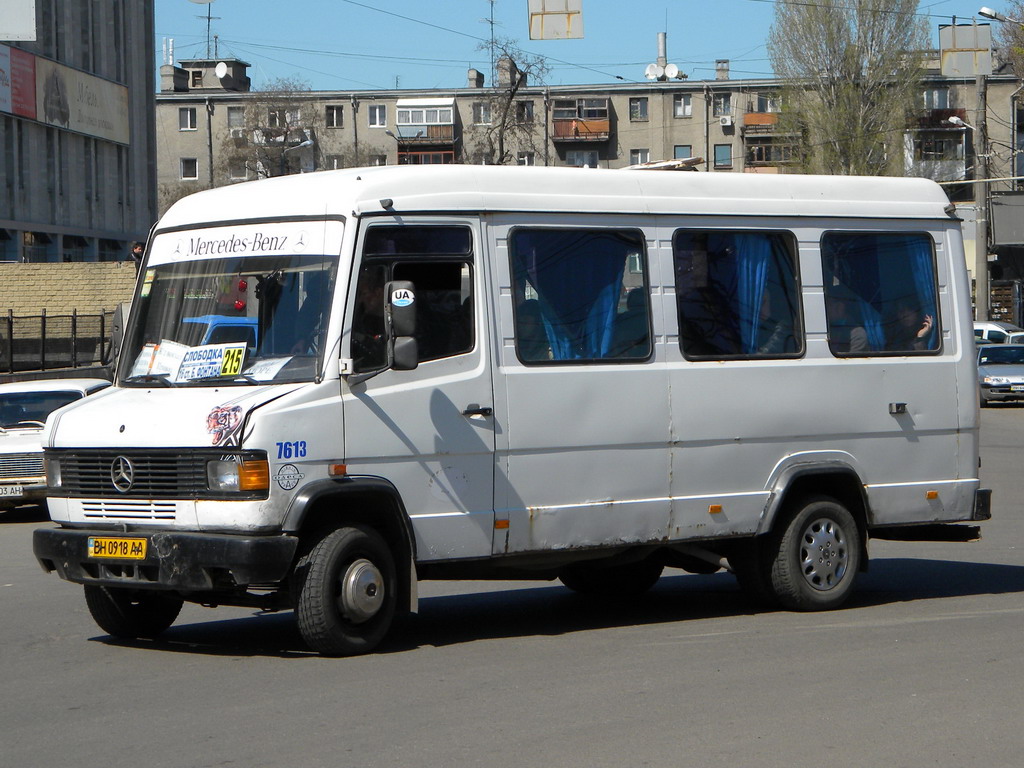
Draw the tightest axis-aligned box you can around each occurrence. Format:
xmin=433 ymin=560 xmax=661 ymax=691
xmin=974 ymin=321 xmax=1024 ymax=344
xmin=978 ymin=344 xmax=1024 ymax=406
xmin=0 ymin=378 xmax=111 ymax=510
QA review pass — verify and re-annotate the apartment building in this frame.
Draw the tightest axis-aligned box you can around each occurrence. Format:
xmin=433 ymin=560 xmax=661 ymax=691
xmin=0 ymin=1 xmax=157 ymax=263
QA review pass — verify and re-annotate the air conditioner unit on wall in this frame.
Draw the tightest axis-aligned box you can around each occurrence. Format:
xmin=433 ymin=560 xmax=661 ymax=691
xmin=720 ymin=115 xmax=733 ymax=127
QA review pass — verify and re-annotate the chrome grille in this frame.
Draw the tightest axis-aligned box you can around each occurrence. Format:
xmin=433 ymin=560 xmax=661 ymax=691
xmin=0 ymin=453 xmax=44 ymax=480
xmin=82 ymin=499 xmax=178 ymax=520
xmin=55 ymin=451 xmax=208 ymax=498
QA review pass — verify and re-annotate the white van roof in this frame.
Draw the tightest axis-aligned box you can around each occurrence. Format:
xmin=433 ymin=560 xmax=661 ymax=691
xmin=158 ymin=165 xmax=955 ymax=230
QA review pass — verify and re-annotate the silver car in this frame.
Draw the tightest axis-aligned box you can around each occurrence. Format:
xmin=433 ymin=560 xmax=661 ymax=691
xmin=978 ymin=344 xmax=1024 ymax=406
xmin=0 ymin=378 xmax=111 ymax=510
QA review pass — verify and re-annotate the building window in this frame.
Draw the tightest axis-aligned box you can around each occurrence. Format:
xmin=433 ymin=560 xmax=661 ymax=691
xmin=629 ymin=97 xmax=649 ymax=122
xmin=396 ymin=107 xmax=453 ymax=125
xmin=370 ymin=154 xmax=388 ymax=166
xmin=673 ymin=230 xmax=803 ymax=360
xmin=268 ymin=109 xmax=285 ymax=128
xmin=326 ymin=105 xmax=344 ymax=128
xmin=226 ymin=106 xmax=245 ymax=129
xmin=180 ymin=158 xmax=199 ymax=180
xmin=178 ymin=107 xmax=197 ymax=131
xmin=674 ymin=145 xmax=692 ymax=159
xmin=923 ymin=87 xmax=950 ymax=111
xmin=566 ymin=150 xmax=599 ymax=167
xmin=189 ymin=70 xmax=203 ymax=88
xmin=913 ymin=134 xmax=961 ymax=161
xmin=325 ymin=155 xmax=346 ymax=170
xmin=228 ymin=160 xmax=247 ymax=180
xmin=510 ymin=228 xmax=651 ymax=363
xmin=754 ymin=93 xmax=780 ymax=113
xmin=517 ymin=151 xmax=535 ymax=166
xmin=712 ymin=93 xmax=731 ymax=117
xmin=368 ymin=104 xmax=386 ymax=127
xmin=515 ymin=100 xmax=534 ymax=123
xmin=821 ymin=232 xmax=939 ymax=355
xmin=713 ymin=144 xmax=732 ymax=169
xmin=473 ymin=102 xmax=491 ymax=125
xmin=630 ymin=149 xmax=650 ymax=165
xmin=673 ymin=94 xmax=692 ymax=118
xmin=747 ymin=138 xmax=793 ymax=165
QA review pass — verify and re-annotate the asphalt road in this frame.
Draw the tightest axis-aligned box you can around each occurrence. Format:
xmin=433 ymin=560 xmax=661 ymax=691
xmin=3 ymin=409 xmax=1023 ymax=768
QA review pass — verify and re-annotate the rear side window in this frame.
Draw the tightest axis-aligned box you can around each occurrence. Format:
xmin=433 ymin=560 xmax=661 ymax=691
xmin=509 ymin=228 xmax=651 ymax=363
xmin=673 ymin=230 xmax=802 ymax=359
xmin=821 ymin=232 xmax=940 ymax=356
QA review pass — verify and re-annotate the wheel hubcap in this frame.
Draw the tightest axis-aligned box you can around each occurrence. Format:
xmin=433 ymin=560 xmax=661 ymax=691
xmin=799 ymin=517 xmax=848 ymax=591
xmin=339 ymin=558 xmax=385 ymax=623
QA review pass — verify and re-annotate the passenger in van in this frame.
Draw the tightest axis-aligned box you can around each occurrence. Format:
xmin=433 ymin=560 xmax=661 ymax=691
xmin=755 ymin=290 xmax=797 ymax=355
xmin=828 ymin=297 xmax=869 ymax=354
xmin=887 ymin=303 xmax=934 ymax=351
xmin=351 ymin=266 xmax=387 ymax=370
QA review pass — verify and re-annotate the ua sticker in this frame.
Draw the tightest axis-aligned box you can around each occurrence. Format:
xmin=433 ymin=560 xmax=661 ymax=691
xmin=391 ymin=288 xmax=415 ymax=307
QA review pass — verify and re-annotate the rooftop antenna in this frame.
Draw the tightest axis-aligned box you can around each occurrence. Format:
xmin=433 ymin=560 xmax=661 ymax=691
xmin=188 ymin=0 xmax=219 ymax=58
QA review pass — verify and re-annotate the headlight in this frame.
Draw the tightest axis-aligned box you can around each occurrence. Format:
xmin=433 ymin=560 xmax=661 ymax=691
xmin=206 ymin=457 xmax=270 ymax=493
xmin=44 ymin=457 xmax=62 ymax=489
xmin=983 ymin=376 xmax=1010 ymax=385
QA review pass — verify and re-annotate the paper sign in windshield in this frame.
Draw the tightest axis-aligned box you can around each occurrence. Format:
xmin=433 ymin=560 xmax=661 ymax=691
xmin=176 ymin=343 xmax=248 ymax=381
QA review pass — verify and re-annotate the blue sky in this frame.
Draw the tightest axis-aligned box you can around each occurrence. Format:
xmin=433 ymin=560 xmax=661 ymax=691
xmin=156 ymin=1 xmax=1004 ymax=91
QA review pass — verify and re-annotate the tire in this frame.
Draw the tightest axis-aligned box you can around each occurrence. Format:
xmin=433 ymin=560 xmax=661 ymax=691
xmin=767 ymin=496 xmax=862 ymax=611
xmin=83 ymin=585 xmax=183 ymax=639
xmin=729 ymin=540 xmax=779 ymax=608
xmin=295 ymin=525 xmax=397 ymax=656
xmin=559 ymin=558 xmax=664 ymax=596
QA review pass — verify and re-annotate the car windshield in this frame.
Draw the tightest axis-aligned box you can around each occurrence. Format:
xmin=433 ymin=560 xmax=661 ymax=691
xmin=0 ymin=391 xmax=81 ymax=428
xmin=120 ymin=253 xmax=337 ymax=387
xmin=979 ymin=346 xmax=1024 ymax=366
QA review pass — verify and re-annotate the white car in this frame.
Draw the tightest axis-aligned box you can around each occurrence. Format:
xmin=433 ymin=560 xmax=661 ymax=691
xmin=974 ymin=320 xmax=1024 ymax=344
xmin=0 ymin=378 xmax=111 ymax=510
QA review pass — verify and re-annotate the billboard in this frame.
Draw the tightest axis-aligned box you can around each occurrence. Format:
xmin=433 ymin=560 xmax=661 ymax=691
xmin=34 ymin=57 xmax=129 ymax=144
xmin=0 ymin=0 xmax=36 ymax=42
xmin=528 ymin=0 xmax=584 ymax=40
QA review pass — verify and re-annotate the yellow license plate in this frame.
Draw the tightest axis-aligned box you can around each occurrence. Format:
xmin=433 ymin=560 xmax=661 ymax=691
xmin=87 ymin=536 xmax=148 ymax=560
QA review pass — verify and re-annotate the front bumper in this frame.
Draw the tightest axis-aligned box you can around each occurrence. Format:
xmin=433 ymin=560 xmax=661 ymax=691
xmin=0 ymin=480 xmax=46 ymax=508
xmin=980 ymin=384 xmax=1024 ymax=403
xmin=33 ymin=527 xmax=299 ymax=592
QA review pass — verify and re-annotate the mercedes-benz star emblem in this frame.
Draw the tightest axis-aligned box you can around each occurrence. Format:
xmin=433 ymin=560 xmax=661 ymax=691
xmin=110 ymin=456 xmax=134 ymax=493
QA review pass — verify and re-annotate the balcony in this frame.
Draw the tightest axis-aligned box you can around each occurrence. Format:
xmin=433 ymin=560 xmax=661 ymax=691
xmin=391 ymin=124 xmax=456 ymax=144
xmin=552 ymin=118 xmax=611 ymax=142
xmin=742 ymin=112 xmax=779 ymax=134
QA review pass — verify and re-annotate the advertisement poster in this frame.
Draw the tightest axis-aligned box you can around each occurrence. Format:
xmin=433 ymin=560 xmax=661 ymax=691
xmin=34 ymin=57 xmax=128 ymax=144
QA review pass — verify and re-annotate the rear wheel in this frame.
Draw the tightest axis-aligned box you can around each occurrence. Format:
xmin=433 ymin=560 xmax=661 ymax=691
xmin=767 ymin=496 xmax=861 ymax=611
xmin=559 ymin=558 xmax=664 ymax=596
xmin=295 ymin=525 xmax=397 ymax=656
xmin=83 ymin=585 xmax=183 ymax=639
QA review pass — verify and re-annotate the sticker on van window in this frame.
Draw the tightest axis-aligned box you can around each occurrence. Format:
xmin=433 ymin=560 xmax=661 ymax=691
xmin=176 ymin=343 xmax=247 ymax=381
xmin=391 ymin=288 xmax=415 ymax=308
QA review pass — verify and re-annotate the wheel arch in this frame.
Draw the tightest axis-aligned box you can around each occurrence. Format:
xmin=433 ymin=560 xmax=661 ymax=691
xmin=283 ymin=476 xmax=418 ymax=611
xmin=759 ymin=459 xmax=870 ymax=570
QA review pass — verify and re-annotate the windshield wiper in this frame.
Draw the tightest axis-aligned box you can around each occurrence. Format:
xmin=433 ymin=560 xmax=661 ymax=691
xmin=125 ymin=373 xmax=176 ymax=387
xmin=184 ymin=373 xmax=261 ymax=385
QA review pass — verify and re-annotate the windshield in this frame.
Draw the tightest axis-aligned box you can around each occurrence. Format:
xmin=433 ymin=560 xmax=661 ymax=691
xmin=979 ymin=346 xmax=1024 ymax=366
xmin=0 ymin=391 xmax=82 ymax=428
xmin=120 ymin=253 xmax=338 ymax=386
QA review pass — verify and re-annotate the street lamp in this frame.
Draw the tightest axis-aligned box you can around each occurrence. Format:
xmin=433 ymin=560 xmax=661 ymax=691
xmin=280 ymin=138 xmax=313 ymax=175
xmin=979 ymin=7 xmax=1023 ymax=23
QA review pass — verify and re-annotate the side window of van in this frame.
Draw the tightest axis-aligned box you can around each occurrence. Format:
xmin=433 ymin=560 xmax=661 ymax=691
xmin=509 ymin=228 xmax=651 ymax=363
xmin=821 ymin=232 xmax=940 ymax=356
xmin=673 ymin=230 xmax=802 ymax=359
xmin=351 ymin=226 xmax=474 ymax=372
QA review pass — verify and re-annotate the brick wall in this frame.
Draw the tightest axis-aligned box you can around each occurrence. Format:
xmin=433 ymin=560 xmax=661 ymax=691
xmin=0 ymin=263 xmax=137 ymax=315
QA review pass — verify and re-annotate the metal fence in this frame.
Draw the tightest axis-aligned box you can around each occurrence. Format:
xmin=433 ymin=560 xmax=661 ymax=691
xmin=1 ymin=310 xmax=114 ymax=374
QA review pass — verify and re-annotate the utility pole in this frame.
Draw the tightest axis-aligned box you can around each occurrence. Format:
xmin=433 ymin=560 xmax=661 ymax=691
xmin=976 ymin=74 xmax=989 ymax=321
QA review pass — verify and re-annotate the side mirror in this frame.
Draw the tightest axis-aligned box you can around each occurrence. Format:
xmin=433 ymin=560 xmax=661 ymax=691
xmin=386 ymin=280 xmax=418 ymax=371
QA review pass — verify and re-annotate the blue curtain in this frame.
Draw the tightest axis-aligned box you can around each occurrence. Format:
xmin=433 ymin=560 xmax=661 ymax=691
xmin=909 ymin=237 xmax=939 ymax=349
xmin=516 ymin=231 xmax=632 ymax=360
xmin=734 ymin=234 xmax=771 ymax=355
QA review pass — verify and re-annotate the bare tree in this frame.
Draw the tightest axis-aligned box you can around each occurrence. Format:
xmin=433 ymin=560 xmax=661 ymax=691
xmin=220 ymin=76 xmax=324 ymax=179
xmin=465 ymin=38 xmax=549 ymax=165
xmin=768 ymin=0 xmax=929 ymax=176
xmin=992 ymin=2 xmax=1024 ymax=77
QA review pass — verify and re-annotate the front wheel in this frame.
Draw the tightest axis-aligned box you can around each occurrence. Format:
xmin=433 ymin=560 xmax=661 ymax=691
xmin=767 ymin=496 xmax=862 ymax=611
xmin=295 ymin=525 xmax=397 ymax=656
xmin=83 ymin=585 xmax=183 ymax=639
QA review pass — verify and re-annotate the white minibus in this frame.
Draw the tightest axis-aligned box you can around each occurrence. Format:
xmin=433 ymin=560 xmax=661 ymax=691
xmin=34 ymin=165 xmax=991 ymax=655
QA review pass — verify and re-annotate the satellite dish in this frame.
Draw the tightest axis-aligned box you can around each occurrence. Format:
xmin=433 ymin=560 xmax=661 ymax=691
xmin=215 ymin=61 xmax=228 ymax=79
xmin=665 ymin=63 xmax=679 ymax=79
xmin=644 ymin=63 xmax=664 ymax=81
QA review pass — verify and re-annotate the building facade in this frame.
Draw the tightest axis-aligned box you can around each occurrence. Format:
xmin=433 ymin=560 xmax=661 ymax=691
xmin=0 ymin=1 xmax=157 ymax=264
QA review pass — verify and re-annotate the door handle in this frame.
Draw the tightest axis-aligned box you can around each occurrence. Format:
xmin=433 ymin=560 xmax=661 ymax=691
xmin=463 ymin=405 xmax=493 ymax=417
